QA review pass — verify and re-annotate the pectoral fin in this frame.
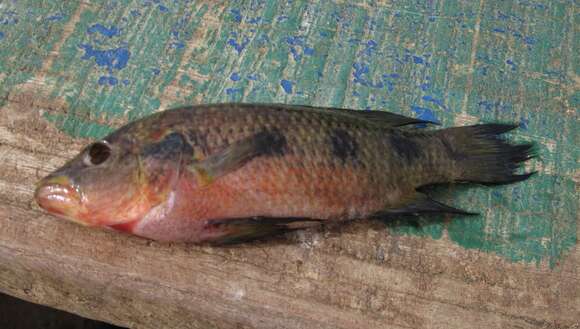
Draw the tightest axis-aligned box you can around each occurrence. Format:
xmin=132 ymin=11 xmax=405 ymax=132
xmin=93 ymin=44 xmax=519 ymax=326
xmin=189 ymin=129 xmax=287 ymax=186
xmin=205 ymin=217 xmax=322 ymax=245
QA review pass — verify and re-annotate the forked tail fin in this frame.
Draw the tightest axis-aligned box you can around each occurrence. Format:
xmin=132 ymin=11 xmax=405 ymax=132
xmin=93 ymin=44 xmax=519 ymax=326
xmin=438 ymin=124 xmax=536 ymax=185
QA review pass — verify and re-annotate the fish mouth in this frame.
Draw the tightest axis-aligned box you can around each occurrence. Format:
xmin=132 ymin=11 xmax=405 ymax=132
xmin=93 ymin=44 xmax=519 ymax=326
xmin=34 ymin=175 xmax=86 ymax=225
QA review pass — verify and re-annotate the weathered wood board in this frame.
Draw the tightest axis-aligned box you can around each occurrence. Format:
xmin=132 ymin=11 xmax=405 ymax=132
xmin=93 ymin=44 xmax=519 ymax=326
xmin=0 ymin=1 xmax=578 ymax=328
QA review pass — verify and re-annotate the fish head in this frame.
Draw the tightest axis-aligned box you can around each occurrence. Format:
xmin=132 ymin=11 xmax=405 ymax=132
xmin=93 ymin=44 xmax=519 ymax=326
xmin=35 ymin=127 xmax=183 ymax=227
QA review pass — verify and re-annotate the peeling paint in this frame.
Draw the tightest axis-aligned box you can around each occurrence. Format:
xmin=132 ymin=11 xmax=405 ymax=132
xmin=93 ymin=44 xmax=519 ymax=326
xmin=1 ymin=0 xmax=575 ymax=267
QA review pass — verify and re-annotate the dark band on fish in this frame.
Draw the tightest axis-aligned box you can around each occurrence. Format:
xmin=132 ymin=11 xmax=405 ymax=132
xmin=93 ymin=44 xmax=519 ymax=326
xmin=142 ymin=132 xmax=190 ymax=160
xmin=255 ymin=128 xmax=288 ymax=156
xmin=390 ymin=133 xmax=421 ymax=162
xmin=330 ymin=129 xmax=358 ymax=162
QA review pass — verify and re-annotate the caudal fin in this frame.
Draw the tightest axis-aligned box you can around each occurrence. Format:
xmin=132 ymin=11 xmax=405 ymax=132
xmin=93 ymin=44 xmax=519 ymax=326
xmin=439 ymin=124 xmax=536 ymax=185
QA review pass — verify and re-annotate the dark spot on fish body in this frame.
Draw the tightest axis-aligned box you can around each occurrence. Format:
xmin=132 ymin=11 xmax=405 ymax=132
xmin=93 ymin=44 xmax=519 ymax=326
xmin=440 ymin=137 xmax=454 ymax=156
xmin=389 ymin=133 xmax=421 ymax=162
xmin=255 ymin=128 xmax=288 ymax=156
xmin=440 ymin=136 xmax=465 ymax=160
xmin=330 ymin=129 xmax=358 ymax=163
xmin=187 ymin=130 xmax=211 ymax=156
xmin=141 ymin=132 xmax=189 ymax=160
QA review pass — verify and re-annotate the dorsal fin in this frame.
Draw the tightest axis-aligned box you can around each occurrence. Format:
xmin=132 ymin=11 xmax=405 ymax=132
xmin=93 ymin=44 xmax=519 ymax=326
xmin=275 ymin=104 xmax=439 ymax=127
xmin=344 ymin=109 xmax=439 ymax=127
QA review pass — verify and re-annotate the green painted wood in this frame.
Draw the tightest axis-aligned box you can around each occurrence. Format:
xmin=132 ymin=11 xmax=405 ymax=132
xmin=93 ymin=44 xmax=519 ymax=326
xmin=0 ymin=0 xmax=577 ymax=266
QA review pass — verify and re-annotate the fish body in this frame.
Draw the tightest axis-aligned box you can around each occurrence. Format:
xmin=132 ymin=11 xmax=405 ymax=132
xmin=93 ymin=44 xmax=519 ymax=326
xmin=35 ymin=104 xmax=534 ymax=243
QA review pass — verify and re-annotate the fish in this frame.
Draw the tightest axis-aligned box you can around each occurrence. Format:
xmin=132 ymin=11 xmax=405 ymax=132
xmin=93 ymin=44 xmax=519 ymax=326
xmin=34 ymin=103 xmax=535 ymax=244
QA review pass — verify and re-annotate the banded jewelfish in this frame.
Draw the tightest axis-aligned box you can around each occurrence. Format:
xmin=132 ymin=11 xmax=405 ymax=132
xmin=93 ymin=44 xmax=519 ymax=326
xmin=35 ymin=104 xmax=535 ymax=243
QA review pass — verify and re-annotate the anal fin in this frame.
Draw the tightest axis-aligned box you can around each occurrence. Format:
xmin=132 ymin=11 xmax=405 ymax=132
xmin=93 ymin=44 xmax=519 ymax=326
xmin=378 ymin=193 xmax=477 ymax=216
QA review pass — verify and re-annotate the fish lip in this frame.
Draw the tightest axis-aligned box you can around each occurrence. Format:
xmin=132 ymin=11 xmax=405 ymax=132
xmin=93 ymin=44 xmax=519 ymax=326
xmin=34 ymin=175 xmax=84 ymax=222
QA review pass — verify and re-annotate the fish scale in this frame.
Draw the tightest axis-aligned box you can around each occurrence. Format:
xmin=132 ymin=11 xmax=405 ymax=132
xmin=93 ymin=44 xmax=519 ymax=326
xmin=35 ymin=103 xmax=535 ymax=243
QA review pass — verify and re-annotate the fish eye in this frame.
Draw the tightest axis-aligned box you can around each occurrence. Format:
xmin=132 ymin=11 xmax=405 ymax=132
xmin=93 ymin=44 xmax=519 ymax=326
xmin=84 ymin=142 xmax=112 ymax=166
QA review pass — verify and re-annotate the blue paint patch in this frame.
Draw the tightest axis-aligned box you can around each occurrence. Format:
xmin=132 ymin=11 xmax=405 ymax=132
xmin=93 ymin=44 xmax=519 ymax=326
xmin=130 ymin=10 xmax=141 ymax=17
xmin=158 ymin=5 xmax=169 ymax=12
xmin=286 ymin=36 xmax=315 ymax=61
xmin=352 ymin=62 xmax=383 ymax=88
xmin=80 ymin=44 xmax=130 ymax=73
xmin=227 ymin=33 xmax=250 ymax=54
xmin=519 ymin=118 xmax=529 ymax=130
xmin=479 ymin=100 xmax=495 ymax=112
xmin=87 ymin=24 xmax=120 ymax=38
xmin=361 ymin=40 xmax=377 ymax=57
xmin=247 ymin=16 xmax=262 ymax=24
xmin=286 ymin=36 xmax=304 ymax=46
xmin=230 ymin=9 xmax=242 ymax=23
xmin=280 ymin=80 xmax=293 ymax=94
xmin=98 ymin=76 xmax=118 ymax=86
xmin=518 ymin=0 xmax=547 ymax=10
xmin=352 ymin=62 xmax=369 ymax=85
xmin=492 ymin=27 xmax=506 ymax=33
xmin=0 ymin=11 xmax=19 ymax=25
xmin=524 ymin=36 xmax=536 ymax=45
xmin=290 ymin=47 xmax=301 ymax=61
xmin=46 ymin=14 xmax=65 ymax=22
xmin=171 ymin=41 xmax=185 ymax=49
xmin=152 ymin=68 xmax=160 ymax=76
xmin=412 ymin=56 xmax=424 ymax=64
xmin=381 ymin=73 xmax=399 ymax=92
xmin=478 ymin=100 xmax=512 ymax=112
xmin=276 ymin=15 xmax=288 ymax=22
xmin=247 ymin=74 xmax=258 ymax=80
xmin=506 ymin=59 xmax=517 ymax=71
xmin=411 ymin=106 xmax=439 ymax=127
xmin=383 ymin=73 xmax=400 ymax=79
xmin=422 ymin=95 xmax=446 ymax=109
xmin=230 ymin=72 xmax=241 ymax=81
xmin=122 ymin=79 xmax=130 ymax=85
xmin=0 ymin=32 xmax=4 ymax=40
xmin=226 ymin=87 xmax=242 ymax=95
xmin=255 ymin=33 xmax=270 ymax=46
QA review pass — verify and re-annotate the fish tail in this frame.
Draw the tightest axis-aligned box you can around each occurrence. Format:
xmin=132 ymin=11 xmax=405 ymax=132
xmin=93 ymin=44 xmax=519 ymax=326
xmin=438 ymin=124 xmax=537 ymax=185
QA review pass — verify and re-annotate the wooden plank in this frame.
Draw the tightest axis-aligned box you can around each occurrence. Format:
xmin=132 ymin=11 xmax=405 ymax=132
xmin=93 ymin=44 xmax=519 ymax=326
xmin=1 ymin=201 xmax=579 ymax=329
xmin=0 ymin=0 xmax=578 ymax=328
